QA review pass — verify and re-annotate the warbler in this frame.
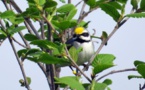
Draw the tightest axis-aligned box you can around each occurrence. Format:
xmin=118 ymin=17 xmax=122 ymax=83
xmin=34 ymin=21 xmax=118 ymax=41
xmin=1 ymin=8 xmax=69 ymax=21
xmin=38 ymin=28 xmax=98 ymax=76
xmin=66 ymin=27 xmax=95 ymax=65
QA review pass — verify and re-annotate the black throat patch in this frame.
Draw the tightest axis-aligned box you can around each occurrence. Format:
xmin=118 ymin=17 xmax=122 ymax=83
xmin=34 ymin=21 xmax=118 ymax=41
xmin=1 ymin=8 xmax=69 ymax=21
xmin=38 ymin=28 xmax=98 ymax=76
xmin=75 ymin=38 xmax=91 ymax=43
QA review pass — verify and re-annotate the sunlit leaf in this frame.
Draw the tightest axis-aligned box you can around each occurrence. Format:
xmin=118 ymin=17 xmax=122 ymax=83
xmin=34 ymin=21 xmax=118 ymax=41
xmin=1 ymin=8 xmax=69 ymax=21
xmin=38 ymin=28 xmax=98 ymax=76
xmin=66 ymin=8 xmax=77 ymax=20
xmin=90 ymin=80 xmax=108 ymax=90
xmin=92 ymin=54 xmax=115 ymax=74
xmin=0 ymin=10 xmax=15 ymax=18
xmin=69 ymin=46 xmax=82 ymax=62
xmin=57 ymin=4 xmax=75 ymax=13
xmin=55 ymin=76 xmax=85 ymax=90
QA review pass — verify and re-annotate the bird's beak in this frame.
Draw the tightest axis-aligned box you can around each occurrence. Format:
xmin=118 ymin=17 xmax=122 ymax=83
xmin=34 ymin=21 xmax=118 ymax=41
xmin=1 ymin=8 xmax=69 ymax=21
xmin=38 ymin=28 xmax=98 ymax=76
xmin=66 ymin=37 xmax=76 ymax=45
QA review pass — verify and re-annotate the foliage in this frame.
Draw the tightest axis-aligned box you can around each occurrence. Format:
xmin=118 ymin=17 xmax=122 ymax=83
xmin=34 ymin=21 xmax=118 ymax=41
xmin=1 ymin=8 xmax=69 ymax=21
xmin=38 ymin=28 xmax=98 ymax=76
xmin=0 ymin=0 xmax=145 ymax=90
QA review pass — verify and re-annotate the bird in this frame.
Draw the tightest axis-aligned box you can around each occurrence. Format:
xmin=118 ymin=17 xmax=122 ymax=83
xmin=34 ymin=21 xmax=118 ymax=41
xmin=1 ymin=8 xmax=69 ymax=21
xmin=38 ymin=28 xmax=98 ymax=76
xmin=66 ymin=27 xmax=95 ymax=65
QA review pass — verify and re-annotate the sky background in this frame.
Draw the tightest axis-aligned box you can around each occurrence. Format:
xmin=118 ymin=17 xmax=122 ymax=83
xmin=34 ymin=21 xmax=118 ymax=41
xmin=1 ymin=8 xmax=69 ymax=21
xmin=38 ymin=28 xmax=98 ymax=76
xmin=0 ymin=0 xmax=145 ymax=90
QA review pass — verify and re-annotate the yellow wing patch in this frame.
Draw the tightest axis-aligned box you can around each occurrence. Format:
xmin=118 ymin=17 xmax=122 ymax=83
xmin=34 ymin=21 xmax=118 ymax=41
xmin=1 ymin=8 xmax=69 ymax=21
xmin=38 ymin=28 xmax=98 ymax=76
xmin=74 ymin=27 xmax=84 ymax=35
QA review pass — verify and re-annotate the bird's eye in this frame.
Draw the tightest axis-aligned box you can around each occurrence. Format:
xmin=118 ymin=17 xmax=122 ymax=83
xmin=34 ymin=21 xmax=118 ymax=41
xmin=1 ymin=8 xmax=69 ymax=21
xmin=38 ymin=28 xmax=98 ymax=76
xmin=73 ymin=34 xmax=77 ymax=37
xmin=81 ymin=33 xmax=89 ymax=37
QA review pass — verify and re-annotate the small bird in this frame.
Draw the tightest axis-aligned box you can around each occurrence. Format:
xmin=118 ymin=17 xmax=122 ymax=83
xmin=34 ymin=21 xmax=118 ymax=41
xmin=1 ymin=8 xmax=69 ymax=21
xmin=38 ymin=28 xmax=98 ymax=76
xmin=66 ymin=27 xmax=95 ymax=65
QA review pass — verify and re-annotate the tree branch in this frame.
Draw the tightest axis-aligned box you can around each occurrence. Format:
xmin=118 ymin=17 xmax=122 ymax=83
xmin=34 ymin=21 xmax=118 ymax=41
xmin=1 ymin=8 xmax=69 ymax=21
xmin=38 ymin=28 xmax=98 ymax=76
xmin=96 ymin=68 xmax=137 ymax=81
xmin=8 ymin=36 xmax=31 ymax=90
xmin=87 ymin=8 xmax=134 ymax=67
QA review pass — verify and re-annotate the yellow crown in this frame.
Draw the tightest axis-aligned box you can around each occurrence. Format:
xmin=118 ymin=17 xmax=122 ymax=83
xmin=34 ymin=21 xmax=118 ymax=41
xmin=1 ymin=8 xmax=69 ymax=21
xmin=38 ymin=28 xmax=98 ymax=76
xmin=74 ymin=27 xmax=84 ymax=35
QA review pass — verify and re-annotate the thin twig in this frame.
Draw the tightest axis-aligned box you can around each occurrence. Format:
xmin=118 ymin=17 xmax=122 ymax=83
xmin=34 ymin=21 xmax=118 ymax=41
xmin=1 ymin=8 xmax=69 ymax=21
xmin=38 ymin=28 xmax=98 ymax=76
xmin=96 ymin=68 xmax=137 ymax=81
xmin=8 ymin=36 xmax=31 ymax=90
xmin=2 ymin=0 xmax=10 ymax=10
xmin=39 ymin=19 xmax=45 ymax=39
xmin=68 ymin=0 xmax=71 ymax=3
xmin=12 ymin=37 xmax=27 ymax=48
xmin=75 ymin=0 xmax=83 ymax=7
xmin=78 ymin=1 xmax=86 ymax=24
xmin=42 ymin=15 xmax=58 ymax=35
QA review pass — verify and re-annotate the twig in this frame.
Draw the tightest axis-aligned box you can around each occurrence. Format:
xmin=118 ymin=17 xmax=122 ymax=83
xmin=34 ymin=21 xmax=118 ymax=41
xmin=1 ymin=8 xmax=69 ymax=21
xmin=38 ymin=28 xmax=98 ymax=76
xmin=68 ymin=0 xmax=71 ymax=3
xmin=42 ymin=15 xmax=58 ymax=35
xmin=8 ymin=36 xmax=31 ymax=90
xmin=78 ymin=1 xmax=86 ymax=24
xmin=12 ymin=37 xmax=27 ymax=48
xmin=39 ymin=19 xmax=45 ymax=39
xmin=75 ymin=0 xmax=83 ymax=7
xmin=96 ymin=68 xmax=137 ymax=81
xmin=2 ymin=0 xmax=10 ymax=10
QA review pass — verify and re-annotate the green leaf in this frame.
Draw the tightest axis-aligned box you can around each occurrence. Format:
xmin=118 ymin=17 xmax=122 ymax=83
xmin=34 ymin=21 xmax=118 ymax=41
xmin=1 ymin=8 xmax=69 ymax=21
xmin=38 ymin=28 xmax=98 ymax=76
xmin=22 ymin=7 xmax=41 ymax=19
xmin=128 ymin=75 xmax=143 ymax=80
xmin=66 ymin=8 xmax=77 ymax=20
xmin=108 ymin=2 xmax=122 ymax=10
xmin=59 ymin=21 xmax=71 ymax=30
xmin=17 ymin=49 xmax=28 ymax=57
xmin=131 ymin=0 xmax=138 ymax=10
xmin=30 ymin=40 xmax=58 ymax=50
xmin=117 ymin=0 xmax=128 ymax=4
xmin=43 ymin=0 xmax=57 ymax=9
xmin=0 ymin=10 xmax=15 ymax=19
xmin=100 ymin=3 xmax=121 ymax=22
xmin=57 ymin=4 xmax=75 ymax=13
xmin=100 ymin=31 xmax=108 ymax=45
xmin=85 ymin=0 xmax=96 ymax=8
xmin=59 ymin=0 xmax=66 ymax=3
xmin=92 ymin=54 xmax=115 ymax=74
xmin=140 ymin=0 xmax=145 ymax=11
xmin=137 ymin=64 xmax=145 ymax=78
xmin=69 ymin=47 xmax=82 ymax=62
xmin=90 ymin=80 xmax=108 ymax=90
xmin=30 ymin=40 xmax=60 ymax=55
xmin=55 ymin=76 xmax=85 ymax=90
xmin=134 ymin=60 xmax=145 ymax=67
xmin=34 ymin=0 xmax=46 ymax=6
xmin=125 ymin=13 xmax=145 ymax=18
xmin=24 ymin=34 xmax=38 ymax=41
xmin=103 ymin=79 xmax=112 ymax=85
xmin=33 ymin=53 xmax=69 ymax=64
xmin=0 ymin=34 xmax=7 ymax=40
xmin=8 ymin=26 xmax=26 ymax=35
xmin=52 ymin=21 xmax=71 ymax=30
xmin=19 ymin=77 xmax=31 ymax=87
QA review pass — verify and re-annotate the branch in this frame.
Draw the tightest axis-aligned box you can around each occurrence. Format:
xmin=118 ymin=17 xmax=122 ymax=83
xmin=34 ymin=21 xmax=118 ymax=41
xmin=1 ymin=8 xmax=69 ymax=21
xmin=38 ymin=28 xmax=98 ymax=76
xmin=9 ymin=0 xmax=42 ymax=39
xmin=8 ymin=36 xmax=31 ymax=90
xmin=39 ymin=19 xmax=45 ymax=39
xmin=87 ymin=8 xmax=134 ymax=67
xmin=96 ymin=68 xmax=137 ymax=81
xmin=12 ymin=37 xmax=27 ymax=48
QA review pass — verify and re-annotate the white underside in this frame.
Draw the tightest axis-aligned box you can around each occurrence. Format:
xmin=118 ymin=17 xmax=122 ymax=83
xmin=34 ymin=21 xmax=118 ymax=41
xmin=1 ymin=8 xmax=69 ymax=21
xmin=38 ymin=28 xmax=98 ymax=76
xmin=73 ymin=41 xmax=94 ymax=65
